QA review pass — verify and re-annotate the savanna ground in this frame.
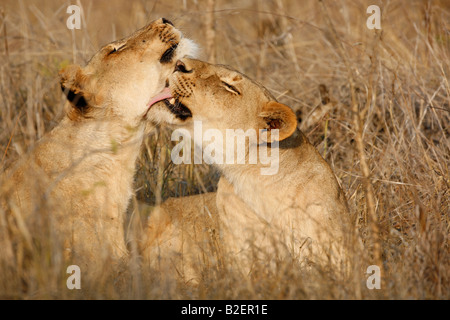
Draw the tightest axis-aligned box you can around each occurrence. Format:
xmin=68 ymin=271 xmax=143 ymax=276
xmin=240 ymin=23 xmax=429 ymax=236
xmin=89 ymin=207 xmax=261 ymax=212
xmin=0 ymin=0 xmax=448 ymax=299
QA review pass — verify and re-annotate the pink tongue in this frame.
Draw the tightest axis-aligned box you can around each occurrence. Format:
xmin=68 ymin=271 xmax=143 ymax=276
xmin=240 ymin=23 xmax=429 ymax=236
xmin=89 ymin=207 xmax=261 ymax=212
xmin=147 ymin=87 xmax=173 ymax=108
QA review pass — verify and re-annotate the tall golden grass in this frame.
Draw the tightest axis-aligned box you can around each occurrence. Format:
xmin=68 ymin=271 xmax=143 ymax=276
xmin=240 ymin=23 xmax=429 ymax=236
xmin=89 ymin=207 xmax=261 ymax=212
xmin=0 ymin=0 xmax=448 ymax=299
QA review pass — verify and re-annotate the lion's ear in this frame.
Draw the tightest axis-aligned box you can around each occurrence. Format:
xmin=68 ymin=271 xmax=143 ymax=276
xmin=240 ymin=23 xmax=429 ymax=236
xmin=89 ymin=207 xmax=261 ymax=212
xmin=59 ymin=65 xmax=90 ymax=112
xmin=258 ymin=101 xmax=297 ymax=143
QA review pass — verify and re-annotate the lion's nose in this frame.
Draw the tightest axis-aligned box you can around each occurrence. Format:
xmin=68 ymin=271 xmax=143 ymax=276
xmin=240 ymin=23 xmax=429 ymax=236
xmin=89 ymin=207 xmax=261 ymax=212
xmin=161 ymin=18 xmax=174 ymax=26
xmin=174 ymin=60 xmax=192 ymax=73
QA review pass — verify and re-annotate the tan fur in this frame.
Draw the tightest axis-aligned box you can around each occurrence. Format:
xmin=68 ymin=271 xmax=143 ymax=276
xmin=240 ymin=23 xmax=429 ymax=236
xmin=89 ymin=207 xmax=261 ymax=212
xmin=140 ymin=193 xmax=221 ymax=283
xmin=147 ymin=58 xmax=351 ymax=278
xmin=0 ymin=19 xmax=198 ymax=275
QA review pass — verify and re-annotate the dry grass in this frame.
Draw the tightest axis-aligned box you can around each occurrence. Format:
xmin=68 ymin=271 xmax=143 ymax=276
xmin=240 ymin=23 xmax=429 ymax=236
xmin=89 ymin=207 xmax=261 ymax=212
xmin=0 ymin=0 xmax=448 ymax=299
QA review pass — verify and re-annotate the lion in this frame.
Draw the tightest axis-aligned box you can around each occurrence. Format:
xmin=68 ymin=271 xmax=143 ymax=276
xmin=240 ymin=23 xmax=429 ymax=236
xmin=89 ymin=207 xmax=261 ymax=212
xmin=139 ymin=192 xmax=221 ymax=283
xmin=144 ymin=58 xmax=351 ymax=279
xmin=0 ymin=19 xmax=198 ymax=276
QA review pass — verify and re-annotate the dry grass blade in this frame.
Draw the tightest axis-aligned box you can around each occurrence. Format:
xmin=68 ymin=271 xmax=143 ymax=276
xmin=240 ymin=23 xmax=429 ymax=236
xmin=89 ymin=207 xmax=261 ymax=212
xmin=318 ymin=0 xmax=382 ymax=269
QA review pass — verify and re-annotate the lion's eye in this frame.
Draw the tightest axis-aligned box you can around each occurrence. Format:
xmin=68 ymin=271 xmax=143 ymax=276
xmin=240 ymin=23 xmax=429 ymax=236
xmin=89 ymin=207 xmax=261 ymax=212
xmin=160 ymin=43 xmax=178 ymax=63
xmin=108 ymin=45 xmax=126 ymax=55
xmin=222 ymin=81 xmax=241 ymax=95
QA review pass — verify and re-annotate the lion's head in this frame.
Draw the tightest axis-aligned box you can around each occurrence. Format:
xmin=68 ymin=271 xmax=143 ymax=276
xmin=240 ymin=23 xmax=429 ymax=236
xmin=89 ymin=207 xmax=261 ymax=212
xmin=59 ymin=18 xmax=198 ymax=126
xmin=148 ymin=58 xmax=297 ymax=143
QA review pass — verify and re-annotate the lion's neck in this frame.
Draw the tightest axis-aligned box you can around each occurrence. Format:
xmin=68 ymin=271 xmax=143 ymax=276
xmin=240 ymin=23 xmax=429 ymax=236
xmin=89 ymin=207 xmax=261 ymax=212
xmin=216 ymin=129 xmax=307 ymax=180
xmin=37 ymin=115 xmax=145 ymax=186
xmin=215 ymin=130 xmax=309 ymax=215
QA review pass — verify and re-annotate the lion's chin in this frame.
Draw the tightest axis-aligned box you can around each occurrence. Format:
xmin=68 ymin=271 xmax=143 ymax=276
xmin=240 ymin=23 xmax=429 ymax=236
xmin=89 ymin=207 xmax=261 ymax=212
xmin=163 ymin=99 xmax=192 ymax=120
